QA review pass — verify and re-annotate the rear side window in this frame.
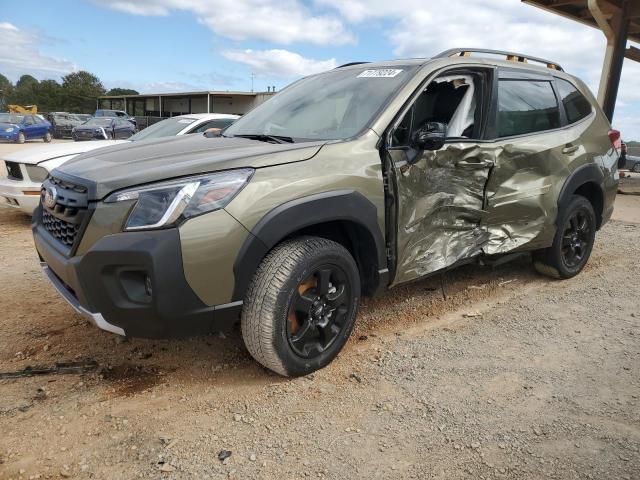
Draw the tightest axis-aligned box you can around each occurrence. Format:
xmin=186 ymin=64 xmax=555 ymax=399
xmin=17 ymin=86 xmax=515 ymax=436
xmin=556 ymin=78 xmax=592 ymax=124
xmin=498 ymin=80 xmax=560 ymax=137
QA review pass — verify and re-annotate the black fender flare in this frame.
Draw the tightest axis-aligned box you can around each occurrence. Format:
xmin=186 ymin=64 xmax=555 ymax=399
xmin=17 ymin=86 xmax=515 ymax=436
xmin=231 ymin=190 xmax=386 ymax=301
xmin=556 ymin=163 xmax=604 ymax=226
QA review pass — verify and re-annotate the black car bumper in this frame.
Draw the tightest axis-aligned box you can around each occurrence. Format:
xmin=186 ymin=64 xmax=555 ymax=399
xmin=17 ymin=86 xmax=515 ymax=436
xmin=72 ymin=130 xmax=108 ymax=141
xmin=33 ymin=219 xmax=241 ymax=338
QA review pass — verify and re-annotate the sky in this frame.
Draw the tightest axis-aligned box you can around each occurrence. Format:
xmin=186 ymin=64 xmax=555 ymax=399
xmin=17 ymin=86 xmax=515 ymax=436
xmin=0 ymin=0 xmax=638 ymax=137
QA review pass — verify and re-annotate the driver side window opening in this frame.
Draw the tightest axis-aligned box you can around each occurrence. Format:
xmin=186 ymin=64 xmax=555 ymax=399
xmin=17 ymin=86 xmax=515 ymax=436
xmin=390 ymin=70 xmax=487 ymax=147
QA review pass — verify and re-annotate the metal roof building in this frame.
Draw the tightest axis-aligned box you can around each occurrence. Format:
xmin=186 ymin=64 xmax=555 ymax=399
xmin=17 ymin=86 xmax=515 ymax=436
xmin=98 ymin=90 xmax=276 ymax=118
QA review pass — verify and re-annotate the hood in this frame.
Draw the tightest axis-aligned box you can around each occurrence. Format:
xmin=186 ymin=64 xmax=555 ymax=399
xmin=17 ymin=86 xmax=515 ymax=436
xmin=2 ymin=140 xmax=128 ymax=165
xmin=56 ymin=134 xmax=326 ymax=200
xmin=0 ymin=122 xmax=18 ymax=129
xmin=75 ymin=124 xmax=108 ymax=130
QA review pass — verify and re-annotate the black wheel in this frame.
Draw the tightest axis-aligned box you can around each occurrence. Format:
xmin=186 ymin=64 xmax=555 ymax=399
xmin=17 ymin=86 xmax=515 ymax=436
xmin=633 ymin=163 xmax=640 ymax=173
xmin=241 ymin=237 xmax=360 ymax=377
xmin=533 ymin=195 xmax=596 ymax=279
xmin=16 ymin=131 xmax=25 ymax=144
xmin=43 ymin=131 xmax=52 ymax=143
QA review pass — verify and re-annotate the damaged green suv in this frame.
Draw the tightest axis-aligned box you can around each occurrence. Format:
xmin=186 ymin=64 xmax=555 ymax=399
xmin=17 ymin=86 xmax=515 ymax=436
xmin=34 ymin=49 xmax=620 ymax=376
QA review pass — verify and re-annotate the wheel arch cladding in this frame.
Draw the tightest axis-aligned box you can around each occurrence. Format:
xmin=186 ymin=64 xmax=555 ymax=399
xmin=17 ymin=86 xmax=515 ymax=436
xmin=232 ymin=190 xmax=386 ymax=301
xmin=557 ymin=164 xmax=605 ymax=229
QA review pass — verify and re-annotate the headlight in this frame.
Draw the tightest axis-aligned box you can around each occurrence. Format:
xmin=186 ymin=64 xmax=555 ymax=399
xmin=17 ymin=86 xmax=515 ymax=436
xmin=5 ymin=127 xmax=14 ymax=133
xmin=104 ymin=169 xmax=253 ymax=231
xmin=25 ymin=165 xmax=48 ymax=183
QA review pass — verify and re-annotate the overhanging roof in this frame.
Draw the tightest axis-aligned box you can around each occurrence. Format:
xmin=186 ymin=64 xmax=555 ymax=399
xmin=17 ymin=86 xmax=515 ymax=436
xmin=99 ymin=90 xmax=273 ymax=100
xmin=523 ymin=0 xmax=640 ymax=45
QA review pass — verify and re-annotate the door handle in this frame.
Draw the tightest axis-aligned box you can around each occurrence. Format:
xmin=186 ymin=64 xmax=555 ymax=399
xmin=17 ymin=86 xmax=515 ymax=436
xmin=455 ymin=159 xmax=494 ymax=168
xmin=562 ymin=145 xmax=579 ymax=155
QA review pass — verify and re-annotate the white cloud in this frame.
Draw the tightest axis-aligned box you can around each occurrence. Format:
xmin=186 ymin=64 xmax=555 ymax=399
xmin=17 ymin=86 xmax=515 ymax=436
xmin=318 ymin=0 xmax=640 ymax=138
xmin=0 ymin=23 xmax=76 ymax=81
xmin=95 ymin=0 xmax=354 ymax=45
xmin=222 ymin=49 xmax=337 ymax=78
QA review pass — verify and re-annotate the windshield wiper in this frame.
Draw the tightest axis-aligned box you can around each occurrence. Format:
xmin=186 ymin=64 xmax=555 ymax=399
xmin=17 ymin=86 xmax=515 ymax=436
xmin=233 ymin=134 xmax=294 ymax=144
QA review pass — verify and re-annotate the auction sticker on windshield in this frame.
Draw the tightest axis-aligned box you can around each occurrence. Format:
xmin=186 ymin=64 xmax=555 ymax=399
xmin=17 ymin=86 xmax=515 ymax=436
xmin=357 ymin=69 xmax=403 ymax=78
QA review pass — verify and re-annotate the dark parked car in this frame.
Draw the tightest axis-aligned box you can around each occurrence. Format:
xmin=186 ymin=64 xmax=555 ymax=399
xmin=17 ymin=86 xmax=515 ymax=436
xmin=94 ymin=109 xmax=137 ymax=127
xmin=44 ymin=112 xmax=83 ymax=139
xmin=72 ymin=117 xmax=136 ymax=141
xmin=0 ymin=113 xmax=52 ymax=143
xmin=625 ymin=154 xmax=640 ymax=173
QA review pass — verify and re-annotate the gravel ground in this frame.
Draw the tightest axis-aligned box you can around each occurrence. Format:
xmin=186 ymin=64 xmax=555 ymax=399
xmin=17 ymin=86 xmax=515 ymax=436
xmin=0 ymin=194 xmax=639 ymax=479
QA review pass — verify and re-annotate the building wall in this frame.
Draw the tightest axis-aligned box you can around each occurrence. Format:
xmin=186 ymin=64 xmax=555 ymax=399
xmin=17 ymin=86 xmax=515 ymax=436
xmin=210 ymin=95 xmax=255 ymax=115
xmin=99 ymin=92 xmax=275 ymax=117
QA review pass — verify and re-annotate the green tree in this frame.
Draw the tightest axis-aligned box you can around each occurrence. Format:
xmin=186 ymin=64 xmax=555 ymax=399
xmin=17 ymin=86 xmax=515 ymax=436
xmin=0 ymin=73 xmax=13 ymax=110
xmin=35 ymin=79 xmax=63 ymax=112
xmin=61 ymin=71 xmax=105 ymax=113
xmin=106 ymin=88 xmax=139 ymax=96
xmin=13 ymin=74 xmax=39 ymax=105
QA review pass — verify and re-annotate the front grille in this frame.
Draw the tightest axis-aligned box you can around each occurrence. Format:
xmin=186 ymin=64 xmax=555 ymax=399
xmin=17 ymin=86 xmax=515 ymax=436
xmin=40 ymin=176 xmax=90 ymax=252
xmin=5 ymin=161 xmax=23 ymax=180
xmin=42 ymin=210 xmax=80 ymax=247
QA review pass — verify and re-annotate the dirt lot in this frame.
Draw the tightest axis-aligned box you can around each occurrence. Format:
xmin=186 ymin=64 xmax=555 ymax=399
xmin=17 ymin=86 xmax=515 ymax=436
xmin=0 ymin=148 xmax=639 ymax=479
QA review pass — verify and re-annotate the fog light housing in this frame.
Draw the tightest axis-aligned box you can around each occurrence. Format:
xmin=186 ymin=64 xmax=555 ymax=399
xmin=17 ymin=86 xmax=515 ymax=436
xmin=144 ymin=275 xmax=153 ymax=297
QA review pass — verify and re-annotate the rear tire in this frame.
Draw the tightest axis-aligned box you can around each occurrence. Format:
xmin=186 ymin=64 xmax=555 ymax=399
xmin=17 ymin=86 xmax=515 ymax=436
xmin=16 ymin=131 xmax=25 ymax=144
xmin=533 ymin=195 xmax=596 ymax=279
xmin=633 ymin=164 xmax=640 ymax=173
xmin=241 ymin=237 xmax=360 ymax=377
xmin=43 ymin=131 xmax=52 ymax=143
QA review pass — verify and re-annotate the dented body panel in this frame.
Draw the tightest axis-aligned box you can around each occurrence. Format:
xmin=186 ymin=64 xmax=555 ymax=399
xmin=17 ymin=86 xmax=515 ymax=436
xmin=389 ymin=142 xmax=494 ymax=285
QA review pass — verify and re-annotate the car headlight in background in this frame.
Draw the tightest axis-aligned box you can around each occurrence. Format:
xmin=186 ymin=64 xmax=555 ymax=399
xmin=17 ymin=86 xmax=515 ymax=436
xmin=25 ymin=165 xmax=49 ymax=183
xmin=5 ymin=127 xmax=14 ymax=133
xmin=104 ymin=169 xmax=254 ymax=231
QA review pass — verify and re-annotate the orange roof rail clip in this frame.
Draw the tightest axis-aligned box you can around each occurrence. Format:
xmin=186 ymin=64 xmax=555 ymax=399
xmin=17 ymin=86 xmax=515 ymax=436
xmin=434 ymin=48 xmax=564 ymax=72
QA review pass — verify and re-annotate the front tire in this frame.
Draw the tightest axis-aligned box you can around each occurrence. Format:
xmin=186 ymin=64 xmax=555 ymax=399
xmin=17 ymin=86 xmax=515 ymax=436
xmin=633 ymin=163 xmax=640 ymax=173
xmin=16 ymin=131 xmax=25 ymax=144
xmin=241 ymin=237 xmax=360 ymax=377
xmin=533 ymin=195 xmax=596 ymax=279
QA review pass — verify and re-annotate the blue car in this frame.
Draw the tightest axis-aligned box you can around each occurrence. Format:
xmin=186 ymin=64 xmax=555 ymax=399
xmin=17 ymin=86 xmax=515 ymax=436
xmin=0 ymin=113 xmax=53 ymax=143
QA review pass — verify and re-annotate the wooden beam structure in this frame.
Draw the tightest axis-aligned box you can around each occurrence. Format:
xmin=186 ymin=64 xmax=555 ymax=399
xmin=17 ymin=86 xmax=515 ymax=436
xmin=523 ymin=0 xmax=639 ymax=121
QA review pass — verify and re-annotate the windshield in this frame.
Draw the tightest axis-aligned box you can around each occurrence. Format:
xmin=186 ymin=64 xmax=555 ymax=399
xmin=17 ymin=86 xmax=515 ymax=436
xmin=225 ymin=65 xmax=417 ymax=141
xmin=129 ymin=117 xmax=196 ymax=141
xmin=0 ymin=113 xmax=24 ymax=124
xmin=85 ymin=118 xmax=113 ymax=127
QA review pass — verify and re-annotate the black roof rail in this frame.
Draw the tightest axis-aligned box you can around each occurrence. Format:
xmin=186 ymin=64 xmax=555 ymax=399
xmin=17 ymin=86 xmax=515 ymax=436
xmin=433 ymin=48 xmax=564 ymax=72
xmin=335 ymin=62 xmax=370 ymax=69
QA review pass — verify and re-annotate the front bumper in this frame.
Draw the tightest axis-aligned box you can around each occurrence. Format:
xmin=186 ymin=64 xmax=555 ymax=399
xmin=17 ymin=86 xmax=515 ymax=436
xmin=73 ymin=130 xmax=107 ymax=141
xmin=0 ymin=130 xmax=18 ymax=141
xmin=34 ymin=219 xmax=241 ymax=338
xmin=0 ymin=177 xmax=40 ymax=214
xmin=41 ymin=262 xmax=125 ymax=335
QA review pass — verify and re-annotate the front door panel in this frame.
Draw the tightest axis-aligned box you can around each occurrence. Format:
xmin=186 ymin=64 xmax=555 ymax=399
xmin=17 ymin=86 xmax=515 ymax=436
xmin=390 ymin=141 xmax=494 ymax=285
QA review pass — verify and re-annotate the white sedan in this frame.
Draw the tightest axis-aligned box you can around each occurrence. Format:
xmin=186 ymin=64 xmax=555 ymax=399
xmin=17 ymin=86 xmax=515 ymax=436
xmin=0 ymin=113 xmax=239 ymax=215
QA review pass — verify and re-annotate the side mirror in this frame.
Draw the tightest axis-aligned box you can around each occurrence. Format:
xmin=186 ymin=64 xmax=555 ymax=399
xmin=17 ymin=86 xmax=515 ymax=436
xmin=411 ymin=122 xmax=447 ymax=151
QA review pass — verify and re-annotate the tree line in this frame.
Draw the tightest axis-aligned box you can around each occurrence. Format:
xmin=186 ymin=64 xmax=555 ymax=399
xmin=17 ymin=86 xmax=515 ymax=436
xmin=0 ymin=71 xmax=138 ymax=114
